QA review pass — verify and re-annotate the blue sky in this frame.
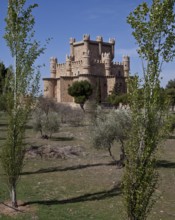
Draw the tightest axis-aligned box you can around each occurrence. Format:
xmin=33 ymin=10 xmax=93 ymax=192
xmin=0 ymin=0 xmax=174 ymax=89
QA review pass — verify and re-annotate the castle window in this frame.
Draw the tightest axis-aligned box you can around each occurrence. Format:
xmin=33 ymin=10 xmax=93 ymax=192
xmin=118 ymin=71 xmax=121 ymax=76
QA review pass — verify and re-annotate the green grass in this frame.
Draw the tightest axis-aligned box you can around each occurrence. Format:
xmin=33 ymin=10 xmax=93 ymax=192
xmin=0 ymin=113 xmax=175 ymax=219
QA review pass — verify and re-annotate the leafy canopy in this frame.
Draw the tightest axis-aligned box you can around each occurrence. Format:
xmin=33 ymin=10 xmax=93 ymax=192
xmin=68 ymin=80 xmax=93 ymax=104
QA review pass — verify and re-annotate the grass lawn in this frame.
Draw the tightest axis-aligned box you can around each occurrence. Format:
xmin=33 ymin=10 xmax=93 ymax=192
xmin=0 ymin=113 xmax=175 ymax=219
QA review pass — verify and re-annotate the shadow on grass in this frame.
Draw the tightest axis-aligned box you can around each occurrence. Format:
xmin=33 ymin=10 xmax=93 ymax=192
xmin=0 ymin=123 xmax=8 ymax=127
xmin=156 ymin=160 xmax=175 ymax=168
xmin=22 ymin=184 xmax=121 ymax=206
xmin=0 ymin=137 xmax=6 ymax=140
xmin=168 ymin=135 xmax=175 ymax=139
xmin=21 ymin=161 xmax=116 ymax=175
xmin=51 ymin=136 xmax=74 ymax=141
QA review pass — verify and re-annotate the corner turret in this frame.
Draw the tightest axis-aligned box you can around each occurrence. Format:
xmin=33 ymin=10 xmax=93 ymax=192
xmin=50 ymin=57 xmax=57 ymax=78
xmin=69 ymin=37 xmax=76 ymax=58
xmin=102 ymin=52 xmax=111 ymax=76
xmin=83 ymin=34 xmax=90 ymax=53
xmin=66 ymin=55 xmax=72 ymax=76
xmin=96 ymin=36 xmax=103 ymax=57
xmin=82 ymin=50 xmax=90 ymax=74
xmin=122 ymin=55 xmax=130 ymax=77
xmin=109 ymin=38 xmax=115 ymax=59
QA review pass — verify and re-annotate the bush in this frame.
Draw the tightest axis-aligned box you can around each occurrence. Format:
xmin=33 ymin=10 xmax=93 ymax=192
xmin=33 ymin=110 xmax=60 ymax=138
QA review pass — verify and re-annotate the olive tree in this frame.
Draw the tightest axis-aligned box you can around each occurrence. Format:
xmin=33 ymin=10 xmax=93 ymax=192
xmin=92 ymin=108 xmax=131 ymax=166
xmin=123 ymin=1 xmax=175 ymax=219
xmin=2 ymin=0 xmax=47 ymax=208
xmin=32 ymin=97 xmax=60 ymax=138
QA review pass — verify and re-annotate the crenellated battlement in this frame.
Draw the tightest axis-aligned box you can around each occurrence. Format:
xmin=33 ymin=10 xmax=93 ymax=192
xmin=112 ymin=61 xmax=123 ymax=66
xmin=96 ymin=36 xmax=103 ymax=42
xmin=93 ymin=59 xmax=105 ymax=64
xmin=109 ymin=38 xmax=115 ymax=44
xmin=57 ymin=63 xmax=66 ymax=67
xmin=72 ymin=60 xmax=83 ymax=65
xmin=83 ymin=34 xmax=90 ymax=41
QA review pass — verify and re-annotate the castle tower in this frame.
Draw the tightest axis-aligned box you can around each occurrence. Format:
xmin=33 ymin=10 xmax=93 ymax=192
xmin=50 ymin=57 xmax=57 ymax=78
xmin=102 ymin=52 xmax=111 ymax=76
xmin=96 ymin=36 xmax=103 ymax=57
xmin=82 ymin=50 xmax=90 ymax=74
xmin=83 ymin=34 xmax=90 ymax=52
xmin=69 ymin=38 xmax=76 ymax=59
xmin=122 ymin=55 xmax=130 ymax=77
xmin=66 ymin=55 xmax=72 ymax=76
xmin=109 ymin=38 xmax=115 ymax=60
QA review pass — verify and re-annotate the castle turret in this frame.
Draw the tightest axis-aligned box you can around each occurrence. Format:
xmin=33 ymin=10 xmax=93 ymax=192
xmin=109 ymin=38 xmax=115 ymax=60
xmin=82 ymin=50 xmax=90 ymax=74
xmin=96 ymin=36 xmax=103 ymax=57
xmin=69 ymin=38 xmax=76 ymax=59
xmin=50 ymin=57 xmax=57 ymax=78
xmin=122 ymin=55 xmax=130 ymax=77
xmin=83 ymin=34 xmax=90 ymax=52
xmin=102 ymin=52 xmax=111 ymax=76
xmin=66 ymin=55 xmax=72 ymax=76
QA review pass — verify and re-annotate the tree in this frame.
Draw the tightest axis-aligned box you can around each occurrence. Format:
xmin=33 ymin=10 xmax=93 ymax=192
xmin=107 ymin=93 xmax=129 ymax=107
xmin=68 ymin=80 xmax=93 ymax=111
xmin=123 ymin=1 xmax=175 ymax=219
xmin=32 ymin=97 xmax=60 ymax=138
xmin=0 ymin=62 xmax=13 ymax=111
xmin=2 ymin=0 xmax=46 ymax=208
xmin=92 ymin=108 xmax=131 ymax=167
xmin=165 ymin=78 xmax=175 ymax=111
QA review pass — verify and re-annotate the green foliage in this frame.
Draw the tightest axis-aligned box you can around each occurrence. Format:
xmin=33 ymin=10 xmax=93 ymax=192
xmin=2 ymin=0 xmax=47 ymax=208
xmin=92 ymin=108 xmax=131 ymax=163
xmin=123 ymin=0 xmax=175 ymax=219
xmin=33 ymin=110 xmax=60 ymax=138
xmin=107 ymin=93 xmax=128 ymax=106
xmin=68 ymin=80 xmax=93 ymax=110
xmin=33 ymin=97 xmax=60 ymax=138
xmin=165 ymin=79 xmax=175 ymax=110
xmin=166 ymin=78 xmax=175 ymax=89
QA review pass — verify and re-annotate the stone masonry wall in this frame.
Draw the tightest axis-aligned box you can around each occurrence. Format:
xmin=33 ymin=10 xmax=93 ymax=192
xmin=60 ymin=77 xmax=74 ymax=102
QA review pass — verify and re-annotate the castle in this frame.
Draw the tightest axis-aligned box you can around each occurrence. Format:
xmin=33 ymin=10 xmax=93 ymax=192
xmin=43 ymin=34 xmax=130 ymax=104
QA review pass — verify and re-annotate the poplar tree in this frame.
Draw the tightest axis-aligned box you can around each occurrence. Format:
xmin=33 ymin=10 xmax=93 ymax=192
xmin=123 ymin=0 xmax=175 ymax=219
xmin=2 ymin=0 xmax=46 ymax=208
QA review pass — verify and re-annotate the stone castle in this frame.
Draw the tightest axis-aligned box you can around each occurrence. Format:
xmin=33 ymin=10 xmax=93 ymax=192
xmin=43 ymin=34 xmax=130 ymax=104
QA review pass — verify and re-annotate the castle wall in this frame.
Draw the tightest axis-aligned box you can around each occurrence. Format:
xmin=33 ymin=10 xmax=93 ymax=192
xmin=115 ymin=77 xmax=127 ymax=93
xmin=101 ymin=45 xmax=112 ymax=55
xmin=73 ymin=43 xmax=84 ymax=61
xmin=56 ymin=79 xmax=61 ymax=102
xmin=57 ymin=63 xmax=66 ymax=77
xmin=89 ymin=43 xmax=99 ymax=60
xmin=71 ymin=60 xmax=83 ymax=76
xmin=111 ymin=64 xmax=124 ymax=77
xmin=91 ymin=62 xmax=105 ymax=76
xmin=107 ymin=77 xmax=116 ymax=95
xmin=60 ymin=77 xmax=74 ymax=102
xmin=43 ymin=79 xmax=57 ymax=99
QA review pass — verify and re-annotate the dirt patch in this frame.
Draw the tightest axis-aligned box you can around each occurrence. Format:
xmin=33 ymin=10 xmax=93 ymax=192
xmin=25 ymin=145 xmax=86 ymax=159
xmin=0 ymin=200 xmax=36 ymax=217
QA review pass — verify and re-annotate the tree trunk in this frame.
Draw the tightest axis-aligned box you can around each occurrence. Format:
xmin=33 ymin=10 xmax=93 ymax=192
xmin=108 ymin=145 xmax=117 ymax=163
xmin=11 ymin=184 xmax=18 ymax=208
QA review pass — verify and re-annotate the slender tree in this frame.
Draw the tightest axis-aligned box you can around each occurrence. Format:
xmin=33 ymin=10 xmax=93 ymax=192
xmin=2 ymin=0 xmax=46 ymax=208
xmin=123 ymin=0 xmax=175 ymax=219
